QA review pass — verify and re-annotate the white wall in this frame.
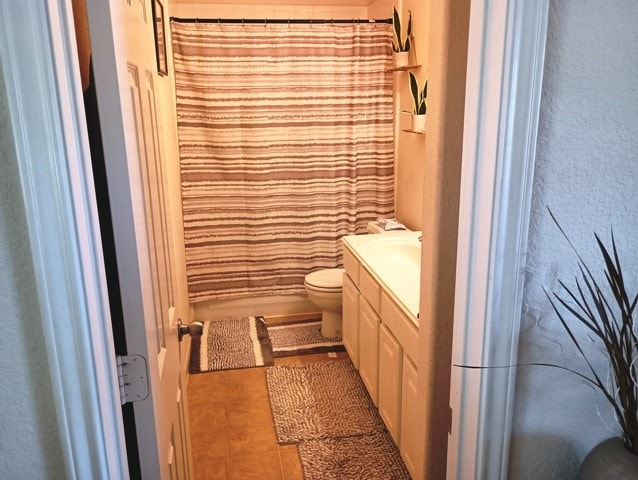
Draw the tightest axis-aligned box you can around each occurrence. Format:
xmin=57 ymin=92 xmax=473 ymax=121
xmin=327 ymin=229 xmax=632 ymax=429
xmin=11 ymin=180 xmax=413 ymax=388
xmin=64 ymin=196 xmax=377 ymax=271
xmin=0 ymin=65 xmax=66 ymax=480
xmin=170 ymin=1 xmax=367 ymax=19
xmin=509 ymin=0 xmax=638 ymax=477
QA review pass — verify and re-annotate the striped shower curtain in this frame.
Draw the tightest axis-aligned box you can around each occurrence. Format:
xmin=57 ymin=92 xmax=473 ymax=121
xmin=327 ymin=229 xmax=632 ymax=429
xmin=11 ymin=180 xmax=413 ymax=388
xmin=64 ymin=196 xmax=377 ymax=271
xmin=171 ymin=21 xmax=395 ymax=301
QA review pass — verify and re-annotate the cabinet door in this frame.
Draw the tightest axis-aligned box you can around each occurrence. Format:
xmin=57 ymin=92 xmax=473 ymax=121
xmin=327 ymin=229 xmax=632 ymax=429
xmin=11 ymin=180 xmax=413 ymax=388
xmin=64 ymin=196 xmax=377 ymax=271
xmin=378 ymin=324 xmax=402 ymax=444
xmin=400 ymin=354 xmax=421 ymax=479
xmin=342 ymin=273 xmax=360 ymax=368
xmin=359 ymin=297 xmax=380 ymax=405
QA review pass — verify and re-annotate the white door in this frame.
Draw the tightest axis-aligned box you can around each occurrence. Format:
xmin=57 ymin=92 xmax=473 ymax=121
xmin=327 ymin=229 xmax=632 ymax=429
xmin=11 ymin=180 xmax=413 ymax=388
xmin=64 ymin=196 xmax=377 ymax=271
xmin=85 ymin=0 xmax=188 ymax=478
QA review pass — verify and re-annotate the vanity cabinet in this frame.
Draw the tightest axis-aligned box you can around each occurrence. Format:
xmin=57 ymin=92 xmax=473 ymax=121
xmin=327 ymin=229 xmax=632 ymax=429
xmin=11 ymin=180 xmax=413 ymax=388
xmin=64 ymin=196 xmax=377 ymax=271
xmin=342 ymin=273 xmax=359 ymax=368
xmin=341 ymin=237 xmax=421 ymax=479
xmin=400 ymin=353 xmax=420 ymax=476
xmin=378 ymin=323 xmax=402 ymax=443
xmin=358 ymin=297 xmax=380 ymax=405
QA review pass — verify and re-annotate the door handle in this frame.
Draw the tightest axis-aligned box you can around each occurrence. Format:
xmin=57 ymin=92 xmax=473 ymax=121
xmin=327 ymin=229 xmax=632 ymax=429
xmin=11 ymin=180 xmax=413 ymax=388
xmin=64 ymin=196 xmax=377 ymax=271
xmin=177 ymin=319 xmax=204 ymax=342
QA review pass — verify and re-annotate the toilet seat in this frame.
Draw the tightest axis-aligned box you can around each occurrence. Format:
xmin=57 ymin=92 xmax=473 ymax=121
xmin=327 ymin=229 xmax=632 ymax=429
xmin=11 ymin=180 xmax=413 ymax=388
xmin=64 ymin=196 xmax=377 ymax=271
xmin=304 ymin=268 xmax=344 ymax=292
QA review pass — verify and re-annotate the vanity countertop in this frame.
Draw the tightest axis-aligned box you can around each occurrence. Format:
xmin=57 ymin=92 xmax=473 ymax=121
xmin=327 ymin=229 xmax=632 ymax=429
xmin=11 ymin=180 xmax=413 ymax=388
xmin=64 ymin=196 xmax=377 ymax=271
xmin=342 ymin=231 xmax=421 ymax=326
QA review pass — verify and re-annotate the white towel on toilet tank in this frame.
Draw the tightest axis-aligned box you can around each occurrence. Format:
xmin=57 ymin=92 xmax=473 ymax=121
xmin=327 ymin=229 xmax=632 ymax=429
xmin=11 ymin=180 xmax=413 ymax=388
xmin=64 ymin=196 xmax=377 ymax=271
xmin=376 ymin=218 xmax=407 ymax=231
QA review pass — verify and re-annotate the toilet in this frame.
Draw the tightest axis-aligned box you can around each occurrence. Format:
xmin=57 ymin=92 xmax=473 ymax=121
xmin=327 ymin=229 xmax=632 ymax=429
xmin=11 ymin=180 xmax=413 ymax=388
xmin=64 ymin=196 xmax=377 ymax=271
xmin=304 ymin=267 xmax=345 ymax=338
xmin=304 ymin=221 xmax=400 ymax=338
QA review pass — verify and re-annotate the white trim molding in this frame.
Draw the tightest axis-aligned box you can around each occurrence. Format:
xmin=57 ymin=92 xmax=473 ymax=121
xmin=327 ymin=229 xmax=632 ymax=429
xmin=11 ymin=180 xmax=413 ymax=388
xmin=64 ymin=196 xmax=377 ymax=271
xmin=447 ymin=2 xmax=549 ymax=479
xmin=0 ymin=1 xmax=128 ymax=479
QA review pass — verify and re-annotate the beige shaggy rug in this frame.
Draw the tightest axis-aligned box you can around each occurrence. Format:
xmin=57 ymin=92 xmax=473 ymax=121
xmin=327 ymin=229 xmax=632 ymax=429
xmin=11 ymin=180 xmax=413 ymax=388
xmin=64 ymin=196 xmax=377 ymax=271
xmin=266 ymin=360 xmax=383 ymax=443
xmin=190 ymin=317 xmax=346 ymax=373
xmin=266 ymin=360 xmax=411 ymax=479
xmin=189 ymin=316 xmax=272 ymax=373
xmin=297 ymin=432 xmax=411 ymax=480
xmin=266 ymin=318 xmax=345 ymax=358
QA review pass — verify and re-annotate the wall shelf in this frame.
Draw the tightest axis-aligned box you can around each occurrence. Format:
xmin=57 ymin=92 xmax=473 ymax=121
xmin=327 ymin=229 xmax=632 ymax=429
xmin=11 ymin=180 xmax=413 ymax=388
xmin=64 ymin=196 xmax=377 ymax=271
xmin=402 ymin=129 xmax=425 ymax=135
xmin=390 ymin=64 xmax=421 ymax=72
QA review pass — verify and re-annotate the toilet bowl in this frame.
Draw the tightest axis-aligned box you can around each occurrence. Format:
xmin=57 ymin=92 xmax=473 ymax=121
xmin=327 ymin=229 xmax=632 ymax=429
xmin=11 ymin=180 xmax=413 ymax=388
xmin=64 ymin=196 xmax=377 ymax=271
xmin=304 ymin=268 xmax=345 ymax=338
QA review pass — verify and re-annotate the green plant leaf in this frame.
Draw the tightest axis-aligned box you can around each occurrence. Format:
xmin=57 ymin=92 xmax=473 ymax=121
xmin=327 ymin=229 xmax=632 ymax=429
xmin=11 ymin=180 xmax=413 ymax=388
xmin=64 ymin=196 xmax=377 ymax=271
xmin=545 ymin=207 xmax=638 ymax=453
xmin=409 ymin=72 xmax=419 ymax=114
xmin=406 ymin=10 xmax=412 ymax=39
xmin=404 ymin=36 xmax=411 ymax=53
xmin=393 ymin=7 xmax=402 ymax=50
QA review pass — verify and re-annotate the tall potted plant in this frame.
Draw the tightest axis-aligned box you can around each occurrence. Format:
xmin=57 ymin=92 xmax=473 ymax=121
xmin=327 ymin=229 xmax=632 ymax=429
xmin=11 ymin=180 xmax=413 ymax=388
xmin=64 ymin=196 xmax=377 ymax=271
xmin=544 ymin=212 xmax=637 ymax=479
xmin=409 ymin=71 xmax=426 ymax=132
xmin=392 ymin=7 xmax=412 ymax=68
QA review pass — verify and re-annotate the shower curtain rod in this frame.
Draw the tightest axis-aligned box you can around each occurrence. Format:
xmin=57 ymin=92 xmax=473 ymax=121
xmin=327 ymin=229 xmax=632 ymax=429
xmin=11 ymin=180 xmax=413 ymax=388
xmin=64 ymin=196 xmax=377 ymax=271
xmin=170 ymin=16 xmax=391 ymax=25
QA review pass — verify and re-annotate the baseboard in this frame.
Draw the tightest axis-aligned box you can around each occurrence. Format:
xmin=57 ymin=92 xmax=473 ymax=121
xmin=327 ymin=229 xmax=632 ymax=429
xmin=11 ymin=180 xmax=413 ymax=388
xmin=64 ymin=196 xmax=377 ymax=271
xmin=262 ymin=311 xmax=322 ymax=325
xmin=193 ymin=294 xmax=318 ymax=320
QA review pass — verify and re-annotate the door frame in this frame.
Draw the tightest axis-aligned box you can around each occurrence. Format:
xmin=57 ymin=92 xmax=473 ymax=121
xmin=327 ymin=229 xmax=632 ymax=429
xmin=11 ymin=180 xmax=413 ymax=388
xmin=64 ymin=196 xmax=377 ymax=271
xmin=0 ymin=0 xmax=549 ymax=478
xmin=446 ymin=1 xmax=548 ymax=479
xmin=0 ymin=0 xmax=128 ymax=478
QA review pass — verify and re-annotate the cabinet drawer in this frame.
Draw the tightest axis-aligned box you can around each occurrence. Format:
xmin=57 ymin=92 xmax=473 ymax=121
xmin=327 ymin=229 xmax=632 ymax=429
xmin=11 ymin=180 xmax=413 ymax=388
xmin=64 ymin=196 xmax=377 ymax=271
xmin=360 ymin=267 xmax=381 ymax=314
xmin=342 ymin=247 xmax=359 ymax=285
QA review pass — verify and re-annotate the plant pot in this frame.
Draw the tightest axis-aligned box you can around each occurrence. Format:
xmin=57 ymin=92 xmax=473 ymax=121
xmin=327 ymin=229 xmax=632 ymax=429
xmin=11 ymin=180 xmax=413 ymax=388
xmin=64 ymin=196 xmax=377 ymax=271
xmin=411 ymin=114 xmax=426 ymax=132
xmin=576 ymin=437 xmax=638 ymax=480
xmin=394 ymin=51 xmax=410 ymax=68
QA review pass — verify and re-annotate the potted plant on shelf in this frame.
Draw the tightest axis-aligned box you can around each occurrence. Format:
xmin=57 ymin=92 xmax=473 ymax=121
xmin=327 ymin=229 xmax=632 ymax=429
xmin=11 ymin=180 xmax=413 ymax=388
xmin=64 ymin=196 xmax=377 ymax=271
xmin=544 ymin=212 xmax=637 ymax=479
xmin=392 ymin=7 xmax=412 ymax=68
xmin=409 ymin=71 xmax=426 ymax=132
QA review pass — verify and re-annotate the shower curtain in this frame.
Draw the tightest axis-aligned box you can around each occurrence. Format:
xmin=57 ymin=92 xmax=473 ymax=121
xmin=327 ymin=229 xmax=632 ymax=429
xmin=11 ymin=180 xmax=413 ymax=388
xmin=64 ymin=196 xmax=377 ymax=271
xmin=171 ymin=20 xmax=394 ymax=301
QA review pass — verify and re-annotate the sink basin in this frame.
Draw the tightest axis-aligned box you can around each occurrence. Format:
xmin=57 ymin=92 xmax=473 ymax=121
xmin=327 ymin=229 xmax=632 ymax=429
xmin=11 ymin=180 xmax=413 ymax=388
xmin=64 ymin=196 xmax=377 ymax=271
xmin=342 ymin=231 xmax=422 ymax=322
xmin=359 ymin=235 xmax=421 ymax=320
xmin=362 ymin=237 xmax=421 ymax=270
xmin=362 ymin=237 xmax=421 ymax=266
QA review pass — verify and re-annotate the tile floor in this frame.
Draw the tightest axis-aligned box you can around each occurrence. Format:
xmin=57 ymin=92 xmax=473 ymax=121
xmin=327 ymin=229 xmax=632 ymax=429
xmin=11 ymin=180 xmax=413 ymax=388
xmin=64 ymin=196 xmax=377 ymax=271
xmin=188 ymin=351 xmax=351 ymax=480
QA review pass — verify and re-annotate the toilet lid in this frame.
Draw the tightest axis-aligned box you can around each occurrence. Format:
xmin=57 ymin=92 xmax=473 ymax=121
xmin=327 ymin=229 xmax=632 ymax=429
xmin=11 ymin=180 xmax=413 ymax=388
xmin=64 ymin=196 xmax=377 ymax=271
xmin=305 ymin=268 xmax=345 ymax=290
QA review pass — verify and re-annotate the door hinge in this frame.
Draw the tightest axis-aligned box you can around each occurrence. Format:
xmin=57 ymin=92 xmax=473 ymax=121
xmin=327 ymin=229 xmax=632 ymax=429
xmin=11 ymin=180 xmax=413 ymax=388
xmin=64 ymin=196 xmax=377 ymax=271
xmin=116 ymin=354 xmax=150 ymax=405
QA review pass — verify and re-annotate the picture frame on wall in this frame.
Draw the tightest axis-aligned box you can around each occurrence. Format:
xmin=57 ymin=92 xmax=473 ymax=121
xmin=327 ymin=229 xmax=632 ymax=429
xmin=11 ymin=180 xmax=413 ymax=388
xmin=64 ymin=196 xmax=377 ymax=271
xmin=152 ymin=0 xmax=168 ymax=76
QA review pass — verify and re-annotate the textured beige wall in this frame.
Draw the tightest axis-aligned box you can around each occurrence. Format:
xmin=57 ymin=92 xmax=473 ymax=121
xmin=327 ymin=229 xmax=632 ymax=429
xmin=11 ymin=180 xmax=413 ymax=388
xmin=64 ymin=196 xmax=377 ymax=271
xmin=170 ymin=1 xmax=368 ymax=19
xmin=510 ymin=1 xmax=638 ymax=477
xmin=367 ymin=0 xmax=392 ymax=19
xmin=394 ymin=0 xmax=429 ymax=230
xmin=172 ymin=0 xmax=369 ymax=5
xmin=416 ymin=1 xmax=470 ymax=479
